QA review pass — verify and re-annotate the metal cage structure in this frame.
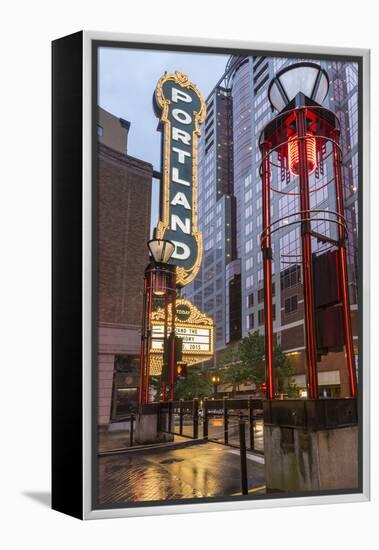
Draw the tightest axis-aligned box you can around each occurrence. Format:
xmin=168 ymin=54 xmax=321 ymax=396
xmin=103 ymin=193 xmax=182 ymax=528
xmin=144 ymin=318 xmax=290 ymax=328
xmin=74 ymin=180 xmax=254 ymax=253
xmin=259 ymin=88 xmax=357 ymax=401
xmin=138 ymin=262 xmax=177 ymax=404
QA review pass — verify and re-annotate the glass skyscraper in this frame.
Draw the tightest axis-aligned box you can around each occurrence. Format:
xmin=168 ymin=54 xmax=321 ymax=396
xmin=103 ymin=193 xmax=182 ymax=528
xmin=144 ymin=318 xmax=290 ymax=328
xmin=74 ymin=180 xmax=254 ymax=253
xmin=183 ymin=55 xmax=359 ymax=396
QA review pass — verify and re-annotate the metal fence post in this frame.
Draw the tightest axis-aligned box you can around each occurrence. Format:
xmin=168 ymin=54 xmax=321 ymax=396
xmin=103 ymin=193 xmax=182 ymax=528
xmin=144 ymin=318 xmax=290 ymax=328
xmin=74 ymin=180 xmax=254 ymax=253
xmin=179 ymin=399 xmax=184 ymax=436
xmin=193 ymin=398 xmax=199 ymax=439
xmin=239 ymin=413 xmax=248 ymax=495
xmin=168 ymin=401 xmax=173 ymax=434
xmin=248 ymin=396 xmax=255 ymax=451
xmin=129 ymin=414 xmax=134 ymax=447
xmin=157 ymin=403 xmax=161 ymax=433
xmin=203 ymin=398 xmax=208 ymax=440
xmin=223 ymin=396 xmax=228 ymax=445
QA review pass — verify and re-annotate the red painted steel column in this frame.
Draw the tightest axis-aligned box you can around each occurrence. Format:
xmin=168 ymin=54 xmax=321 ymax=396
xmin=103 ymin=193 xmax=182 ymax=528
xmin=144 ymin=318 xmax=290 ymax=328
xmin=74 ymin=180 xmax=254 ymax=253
xmin=138 ymin=275 xmax=148 ymax=405
xmin=162 ymin=271 xmax=169 ymax=402
xmin=332 ymin=130 xmax=357 ymax=397
xmin=169 ymin=271 xmax=177 ymax=400
xmin=261 ymin=141 xmax=275 ymax=400
xmin=144 ymin=270 xmax=153 ymax=404
xmin=296 ymin=109 xmax=318 ymax=399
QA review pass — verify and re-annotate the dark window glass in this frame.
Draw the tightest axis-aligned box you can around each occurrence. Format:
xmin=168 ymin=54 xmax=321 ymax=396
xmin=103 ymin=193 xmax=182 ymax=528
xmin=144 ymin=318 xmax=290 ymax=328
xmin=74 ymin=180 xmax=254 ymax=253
xmin=258 ymin=308 xmax=265 ymax=325
xmin=285 ymin=295 xmax=298 ymax=314
xmin=280 ymin=265 xmax=301 ymax=290
xmin=249 ymin=313 xmax=254 ymax=329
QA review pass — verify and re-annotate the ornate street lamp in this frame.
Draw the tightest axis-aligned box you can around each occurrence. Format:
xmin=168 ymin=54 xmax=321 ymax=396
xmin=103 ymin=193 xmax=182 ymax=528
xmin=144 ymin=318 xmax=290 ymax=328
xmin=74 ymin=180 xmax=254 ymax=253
xmin=211 ymin=374 xmax=220 ymax=397
xmin=260 ymin=62 xmax=356 ymax=400
xmin=147 ymin=238 xmax=175 ymax=264
xmin=138 ymin=238 xmax=177 ymax=405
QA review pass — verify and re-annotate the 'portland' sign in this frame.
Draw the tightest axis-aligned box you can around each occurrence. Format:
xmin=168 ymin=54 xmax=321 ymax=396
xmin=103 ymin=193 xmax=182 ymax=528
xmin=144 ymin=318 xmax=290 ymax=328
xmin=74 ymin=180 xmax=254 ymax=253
xmin=154 ymin=71 xmax=206 ymax=287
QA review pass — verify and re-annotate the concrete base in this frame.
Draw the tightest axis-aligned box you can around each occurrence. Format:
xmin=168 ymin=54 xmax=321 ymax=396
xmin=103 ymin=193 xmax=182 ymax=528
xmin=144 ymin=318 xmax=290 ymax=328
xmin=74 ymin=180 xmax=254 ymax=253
xmin=263 ymin=399 xmax=358 ymax=492
xmin=135 ymin=412 xmax=174 ymax=445
xmin=108 ymin=420 xmax=131 ymax=432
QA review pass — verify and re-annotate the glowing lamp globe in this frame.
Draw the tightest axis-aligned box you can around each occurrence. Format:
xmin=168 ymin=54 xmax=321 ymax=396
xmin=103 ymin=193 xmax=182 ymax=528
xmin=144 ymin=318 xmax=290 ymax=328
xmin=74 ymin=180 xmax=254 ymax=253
xmin=288 ymin=132 xmax=317 ymax=176
xmin=147 ymin=238 xmax=175 ymax=264
xmin=268 ymin=62 xmax=329 ymax=113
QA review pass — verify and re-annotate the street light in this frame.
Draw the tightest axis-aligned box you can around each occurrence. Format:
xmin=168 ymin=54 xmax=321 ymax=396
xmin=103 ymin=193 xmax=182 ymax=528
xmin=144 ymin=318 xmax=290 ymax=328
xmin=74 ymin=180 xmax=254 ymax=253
xmin=211 ymin=374 xmax=220 ymax=397
xmin=147 ymin=238 xmax=175 ymax=264
xmin=260 ymin=62 xmax=357 ymax=400
xmin=139 ymin=237 xmax=177 ymax=405
xmin=147 ymin=239 xmax=175 ymax=296
xmin=268 ymin=62 xmax=329 ymax=112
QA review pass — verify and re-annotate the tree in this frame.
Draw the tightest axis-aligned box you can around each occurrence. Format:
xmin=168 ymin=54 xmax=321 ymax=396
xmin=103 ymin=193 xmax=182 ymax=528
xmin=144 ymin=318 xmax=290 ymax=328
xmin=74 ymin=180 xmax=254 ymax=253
xmin=273 ymin=342 xmax=298 ymax=395
xmin=219 ymin=331 xmax=299 ymax=397
xmin=215 ymin=342 xmax=248 ymax=394
xmin=174 ymin=366 xmax=212 ymax=400
xmin=220 ymin=362 xmax=251 ymax=394
xmin=217 ymin=342 xmax=240 ymax=367
xmin=238 ymin=331 xmax=266 ymax=388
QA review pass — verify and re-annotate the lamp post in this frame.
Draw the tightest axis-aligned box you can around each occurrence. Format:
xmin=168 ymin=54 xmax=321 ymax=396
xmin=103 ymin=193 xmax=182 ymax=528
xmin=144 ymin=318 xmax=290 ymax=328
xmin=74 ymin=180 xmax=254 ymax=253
xmin=260 ymin=63 xmax=356 ymax=400
xmin=211 ymin=375 xmax=220 ymax=397
xmin=138 ymin=238 xmax=176 ymax=405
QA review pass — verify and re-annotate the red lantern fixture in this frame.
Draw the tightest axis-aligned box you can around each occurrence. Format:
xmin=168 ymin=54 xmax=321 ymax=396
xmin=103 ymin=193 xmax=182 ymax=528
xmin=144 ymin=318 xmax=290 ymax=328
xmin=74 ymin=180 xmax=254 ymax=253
xmin=259 ymin=63 xmax=357 ymax=401
xmin=139 ymin=239 xmax=177 ymax=405
xmin=288 ymin=132 xmax=317 ymax=176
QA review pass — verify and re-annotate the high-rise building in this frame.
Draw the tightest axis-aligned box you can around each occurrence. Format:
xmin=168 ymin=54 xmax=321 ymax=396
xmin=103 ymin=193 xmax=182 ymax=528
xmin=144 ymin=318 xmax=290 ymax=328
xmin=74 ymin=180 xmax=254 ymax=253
xmin=97 ymin=107 xmax=153 ymax=427
xmin=183 ymin=56 xmax=359 ymax=397
xmin=183 ymin=78 xmax=240 ymax=351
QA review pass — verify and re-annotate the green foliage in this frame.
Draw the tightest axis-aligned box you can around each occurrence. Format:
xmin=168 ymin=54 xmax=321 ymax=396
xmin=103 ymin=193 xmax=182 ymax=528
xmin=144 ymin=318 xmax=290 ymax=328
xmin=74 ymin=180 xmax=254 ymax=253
xmin=217 ymin=342 xmax=240 ymax=367
xmin=238 ymin=331 xmax=266 ymax=387
xmin=216 ymin=331 xmax=298 ymax=396
xmin=274 ymin=342 xmax=295 ymax=394
xmin=219 ymin=362 xmax=251 ymax=394
xmin=174 ymin=366 xmax=212 ymax=400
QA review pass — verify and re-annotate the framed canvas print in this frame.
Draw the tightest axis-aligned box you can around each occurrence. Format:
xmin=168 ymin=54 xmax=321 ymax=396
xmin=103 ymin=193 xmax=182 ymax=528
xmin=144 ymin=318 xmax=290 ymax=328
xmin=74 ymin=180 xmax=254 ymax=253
xmin=52 ymin=31 xmax=370 ymax=519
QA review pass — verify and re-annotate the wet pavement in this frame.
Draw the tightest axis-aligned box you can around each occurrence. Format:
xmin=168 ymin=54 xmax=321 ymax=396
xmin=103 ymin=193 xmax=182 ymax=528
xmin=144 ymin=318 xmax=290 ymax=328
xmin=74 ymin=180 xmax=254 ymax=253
xmin=98 ymin=417 xmax=264 ymax=454
xmin=97 ymin=441 xmax=265 ymax=505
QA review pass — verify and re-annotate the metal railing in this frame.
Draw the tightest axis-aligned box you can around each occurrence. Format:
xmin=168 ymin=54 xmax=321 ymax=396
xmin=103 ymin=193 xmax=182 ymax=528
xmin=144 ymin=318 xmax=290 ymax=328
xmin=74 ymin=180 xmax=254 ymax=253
xmin=157 ymin=397 xmax=263 ymax=455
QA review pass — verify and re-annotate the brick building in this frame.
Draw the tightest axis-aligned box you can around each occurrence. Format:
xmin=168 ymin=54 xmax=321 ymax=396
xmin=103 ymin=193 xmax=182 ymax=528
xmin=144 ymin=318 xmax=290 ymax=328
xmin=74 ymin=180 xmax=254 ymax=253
xmin=97 ymin=107 xmax=153 ymax=428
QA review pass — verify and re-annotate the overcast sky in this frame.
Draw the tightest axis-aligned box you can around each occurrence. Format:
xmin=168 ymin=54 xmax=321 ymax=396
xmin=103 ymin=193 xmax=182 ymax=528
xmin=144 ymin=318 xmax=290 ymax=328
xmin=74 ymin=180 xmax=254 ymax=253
xmin=98 ymin=47 xmax=229 ymax=231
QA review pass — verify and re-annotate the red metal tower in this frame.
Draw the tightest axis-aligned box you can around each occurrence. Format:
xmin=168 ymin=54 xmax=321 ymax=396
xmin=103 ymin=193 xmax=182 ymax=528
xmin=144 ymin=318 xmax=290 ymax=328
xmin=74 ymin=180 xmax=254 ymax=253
xmin=260 ymin=63 xmax=357 ymax=400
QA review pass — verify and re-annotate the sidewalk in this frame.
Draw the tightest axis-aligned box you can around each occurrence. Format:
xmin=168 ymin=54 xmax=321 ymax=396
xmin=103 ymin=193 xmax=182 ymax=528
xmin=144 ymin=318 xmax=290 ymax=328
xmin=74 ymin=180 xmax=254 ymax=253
xmin=97 ymin=440 xmax=266 ymax=505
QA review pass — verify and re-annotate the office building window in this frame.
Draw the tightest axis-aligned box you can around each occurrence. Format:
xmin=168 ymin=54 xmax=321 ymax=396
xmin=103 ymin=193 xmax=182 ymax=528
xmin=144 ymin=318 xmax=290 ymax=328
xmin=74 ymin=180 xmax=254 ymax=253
xmin=258 ymin=308 xmax=264 ymax=326
xmin=285 ymin=295 xmax=298 ymax=314
xmin=245 ymin=238 xmax=253 ymax=253
xmin=280 ymin=265 xmax=301 ymax=290
xmin=249 ymin=313 xmax=254 ymax=330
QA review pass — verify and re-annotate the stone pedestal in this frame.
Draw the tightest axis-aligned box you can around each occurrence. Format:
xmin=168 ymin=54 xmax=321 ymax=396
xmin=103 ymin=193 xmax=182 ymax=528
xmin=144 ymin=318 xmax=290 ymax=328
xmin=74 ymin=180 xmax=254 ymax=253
xmin=263 ymin=398 xmax=358 ymax=492
xmin=135 ymin=406 xmax=174 ymax=445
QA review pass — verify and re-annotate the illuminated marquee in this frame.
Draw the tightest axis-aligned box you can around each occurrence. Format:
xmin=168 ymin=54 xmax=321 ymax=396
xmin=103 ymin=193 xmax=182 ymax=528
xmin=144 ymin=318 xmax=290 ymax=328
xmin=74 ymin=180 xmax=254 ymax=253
xmin=149 ymin=298 xmax=214 ymax=375
xmin=154 ymin=71 xmax=206 ymax=287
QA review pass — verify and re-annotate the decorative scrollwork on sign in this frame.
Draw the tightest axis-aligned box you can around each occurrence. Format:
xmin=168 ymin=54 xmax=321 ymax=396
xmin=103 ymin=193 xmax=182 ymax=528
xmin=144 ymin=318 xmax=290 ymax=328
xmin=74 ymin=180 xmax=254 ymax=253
xmin=154 ymin=71 xmax=206 ymax=287
xmin=152 ymin=299 xmax=213 ymax=326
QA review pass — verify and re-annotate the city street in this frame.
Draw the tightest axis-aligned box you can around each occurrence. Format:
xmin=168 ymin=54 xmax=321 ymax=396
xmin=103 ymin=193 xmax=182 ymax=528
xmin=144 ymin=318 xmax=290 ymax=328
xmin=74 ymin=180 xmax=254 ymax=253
xmin=97 ymin=440 xmax=265 ymax=504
